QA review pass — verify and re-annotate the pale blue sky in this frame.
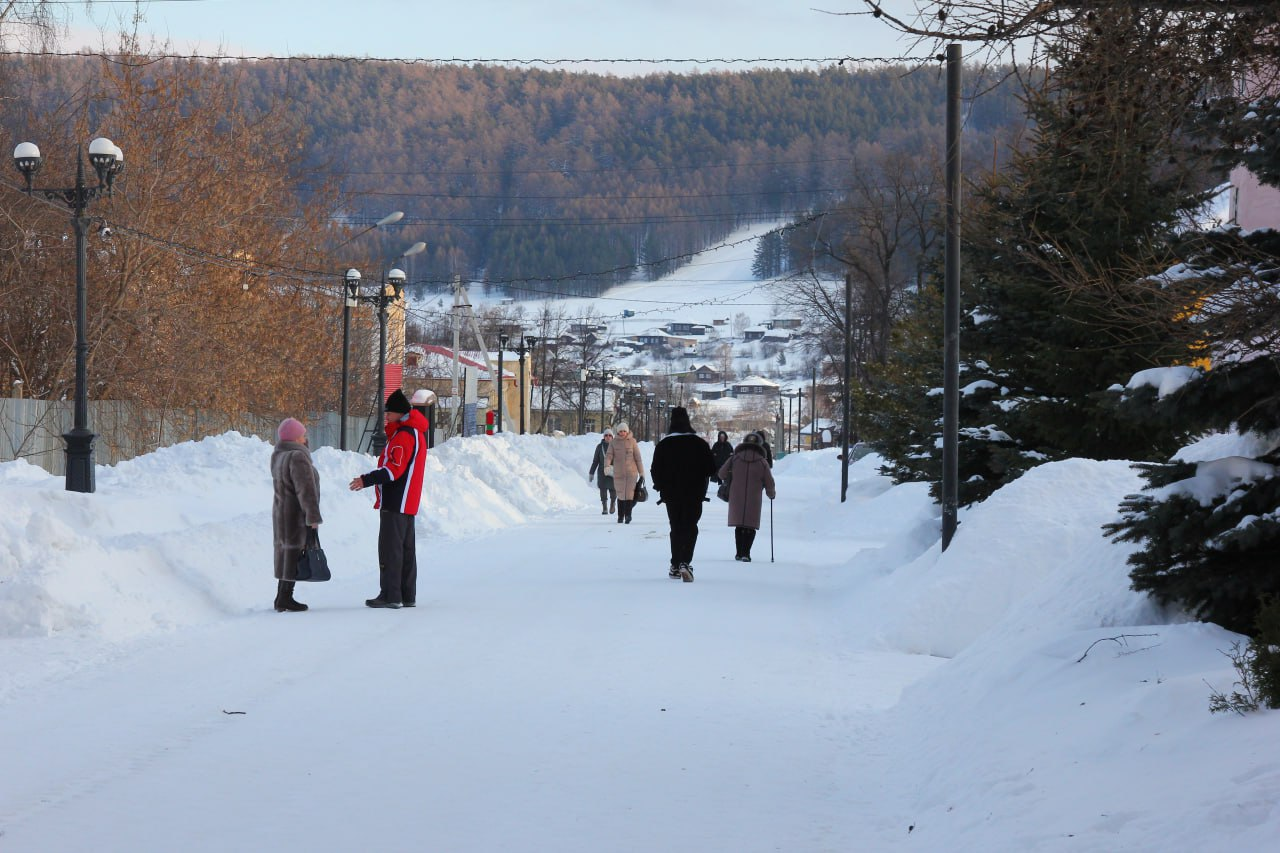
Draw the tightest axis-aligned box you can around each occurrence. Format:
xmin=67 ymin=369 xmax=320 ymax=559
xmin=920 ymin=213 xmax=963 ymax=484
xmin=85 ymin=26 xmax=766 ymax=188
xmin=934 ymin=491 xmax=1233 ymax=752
xmin=64 ymin=0 xmax=930 ymax=72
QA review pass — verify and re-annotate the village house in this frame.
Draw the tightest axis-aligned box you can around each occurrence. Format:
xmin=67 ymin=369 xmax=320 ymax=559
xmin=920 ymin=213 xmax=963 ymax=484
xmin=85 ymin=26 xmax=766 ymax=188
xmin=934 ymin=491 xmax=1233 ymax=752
xmin=730 ymin=375 xmax=780 ymax=399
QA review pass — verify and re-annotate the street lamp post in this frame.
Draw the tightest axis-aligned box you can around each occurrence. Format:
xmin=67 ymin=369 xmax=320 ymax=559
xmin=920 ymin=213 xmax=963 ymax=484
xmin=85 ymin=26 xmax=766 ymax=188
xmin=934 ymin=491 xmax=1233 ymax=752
xmin=578 ymin=369 xmax=589 ymax=435
xmin=599 ymin=371 xmax=613 ymax=429
xmin=497 ymin=333 xmax=508 ymax=434
xmin=517 ymin=336 xmax=538 ymax=434
xmin=338 ymin=211 xmax=404 ymax=451
xmin=13 ymin=137 xmax=124 ymax=493
xmin=782 ymin=390 xmax=800 ymax=453
xmin=370 ymin=267 xmax=404 ymax=456
xmin=584 ymin=369 xmax=613 ymax=431
xmin=644 ymin=393 xmax=654 ymax=442
xmin=658 ymin=399 xmax=667 ymax=438
xmin=367 ymin=240 xmax=426 ymax=456
xmin=340 ymin=268 xmax=360 ymax=451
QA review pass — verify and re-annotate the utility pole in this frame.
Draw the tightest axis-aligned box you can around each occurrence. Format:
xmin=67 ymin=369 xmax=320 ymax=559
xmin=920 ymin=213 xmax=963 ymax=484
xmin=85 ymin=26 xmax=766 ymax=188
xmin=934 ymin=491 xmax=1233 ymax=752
xmin=942 ymin=43 xmax=962 ymax=550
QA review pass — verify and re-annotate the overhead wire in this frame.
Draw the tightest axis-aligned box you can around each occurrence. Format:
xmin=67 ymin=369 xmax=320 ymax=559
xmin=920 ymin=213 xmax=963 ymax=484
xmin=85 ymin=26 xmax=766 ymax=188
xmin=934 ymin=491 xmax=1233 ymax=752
xmin=0 ymin=47 xmax=936 ymax=68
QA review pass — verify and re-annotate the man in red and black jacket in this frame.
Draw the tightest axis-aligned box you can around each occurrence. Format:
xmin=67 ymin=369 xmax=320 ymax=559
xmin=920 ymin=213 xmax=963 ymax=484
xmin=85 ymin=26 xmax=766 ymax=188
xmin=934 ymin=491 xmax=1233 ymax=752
xmin=349 ymin=389 xmax=429 ymax=609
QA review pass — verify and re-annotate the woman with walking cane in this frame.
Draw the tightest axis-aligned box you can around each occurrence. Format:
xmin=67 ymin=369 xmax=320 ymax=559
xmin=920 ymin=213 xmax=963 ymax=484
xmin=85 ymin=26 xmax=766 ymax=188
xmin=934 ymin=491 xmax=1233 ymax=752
xmin=717 ymin=431 xmax=776 ymax=562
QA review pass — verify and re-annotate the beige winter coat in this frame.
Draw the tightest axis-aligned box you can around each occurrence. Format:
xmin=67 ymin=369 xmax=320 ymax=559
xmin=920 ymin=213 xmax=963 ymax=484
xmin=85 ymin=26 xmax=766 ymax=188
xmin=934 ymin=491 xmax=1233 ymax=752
xmin=271 ymin=441 xmax=322 ymax=580
xmin=604 ymin=433 xmax=645 ymax=501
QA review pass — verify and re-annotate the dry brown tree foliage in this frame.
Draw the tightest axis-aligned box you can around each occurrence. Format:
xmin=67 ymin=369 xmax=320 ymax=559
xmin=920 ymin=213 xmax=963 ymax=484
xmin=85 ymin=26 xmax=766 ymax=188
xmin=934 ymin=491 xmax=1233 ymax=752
xmin=0 ymin=45 xmax=350 ymax=423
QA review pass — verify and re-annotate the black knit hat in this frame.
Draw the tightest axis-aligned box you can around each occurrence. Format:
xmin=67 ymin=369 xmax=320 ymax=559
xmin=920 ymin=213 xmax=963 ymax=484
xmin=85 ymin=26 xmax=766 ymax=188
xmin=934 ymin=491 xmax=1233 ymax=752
xmin=668 ymin=406 xmax=693 ymax=433
xmin=385 ymin=388 xmax=411 ymax=414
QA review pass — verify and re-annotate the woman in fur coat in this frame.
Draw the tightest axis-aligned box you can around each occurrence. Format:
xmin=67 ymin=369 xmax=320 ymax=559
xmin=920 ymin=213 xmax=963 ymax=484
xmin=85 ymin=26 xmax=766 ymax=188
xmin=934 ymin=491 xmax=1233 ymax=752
xmin=271 ymin=417 xmax=322 ymax=612
xmin=717 ymin=431 xmax=776 ymax=562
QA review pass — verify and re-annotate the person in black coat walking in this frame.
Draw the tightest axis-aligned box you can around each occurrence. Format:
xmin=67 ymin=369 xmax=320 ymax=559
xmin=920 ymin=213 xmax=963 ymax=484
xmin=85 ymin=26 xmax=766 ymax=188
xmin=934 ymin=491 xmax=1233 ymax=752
xmin=588 ymin=428 xmax=617 ymax=514
xmin=754 ymin=429 xmax=774 ymax=467
xmin=649 ymin=407 xmax=717 ymax=582
xmin=710 ymin=430 xmax=733 ymax=483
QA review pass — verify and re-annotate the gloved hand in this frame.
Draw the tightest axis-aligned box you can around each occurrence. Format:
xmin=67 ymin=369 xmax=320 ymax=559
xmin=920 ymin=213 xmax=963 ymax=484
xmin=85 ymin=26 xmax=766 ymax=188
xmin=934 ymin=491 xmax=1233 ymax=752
xmin=587 ymin=473 xmax=593 ymax=484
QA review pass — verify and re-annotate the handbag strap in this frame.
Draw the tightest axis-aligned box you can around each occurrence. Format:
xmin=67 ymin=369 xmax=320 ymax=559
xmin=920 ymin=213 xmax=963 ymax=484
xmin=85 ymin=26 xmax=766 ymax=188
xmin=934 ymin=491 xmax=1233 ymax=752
xmin=306 ymin=527 xmax=320 ymax=547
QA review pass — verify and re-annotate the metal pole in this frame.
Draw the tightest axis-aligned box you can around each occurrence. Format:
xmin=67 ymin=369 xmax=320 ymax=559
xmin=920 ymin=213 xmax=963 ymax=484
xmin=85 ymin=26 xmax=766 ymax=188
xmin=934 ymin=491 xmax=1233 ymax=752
xmin=65 ymin=154 xmax=95 ymax=492
xmin=769 ymin=498 xmax=774 ymax=563
xmin=599 ymin=374 xmax=607 ymax=428
xmin=496 ymin=338 xmax=505 ymax=433
xmin=340 ymin=299 xmax=350 ymax=451
xmin=942 ymin=43 xmax=962 ymax=551
xmin=371 ymin=291 xmax=389 ymax=455
xmin=811 ymin=365 xmax=817 ymax=450
xmin=518 ymin=342 xmax=527 ymax=435
xmin=841 ymin=271 xmax=851 ymax=502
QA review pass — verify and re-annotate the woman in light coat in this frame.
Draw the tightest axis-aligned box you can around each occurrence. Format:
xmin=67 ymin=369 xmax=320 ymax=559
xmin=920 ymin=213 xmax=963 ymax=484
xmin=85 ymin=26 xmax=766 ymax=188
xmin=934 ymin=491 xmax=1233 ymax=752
xmin=271 ymin=417 xmax=322 ymax=611
xmin=603 ymin=422 xmax=645 ymax=524
xmin=717 ymin=431 xmax=776 ymax=562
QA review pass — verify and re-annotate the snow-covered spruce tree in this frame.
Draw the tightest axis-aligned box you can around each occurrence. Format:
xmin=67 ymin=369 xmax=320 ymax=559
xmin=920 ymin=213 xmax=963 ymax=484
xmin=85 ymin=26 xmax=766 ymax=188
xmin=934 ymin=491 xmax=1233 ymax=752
xmin=1105 ymin=221 xmax=1280 ymax=635
xmin=874 ymin=9 xmax=1215 ymax=504
xmin=862 ymin=281 xmax=1019 ymax=503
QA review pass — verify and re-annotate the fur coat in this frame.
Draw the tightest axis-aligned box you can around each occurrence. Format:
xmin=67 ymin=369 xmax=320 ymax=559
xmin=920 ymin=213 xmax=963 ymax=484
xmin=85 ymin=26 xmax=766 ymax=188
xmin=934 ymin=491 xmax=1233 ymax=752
xmin=271 ymin=441 xmax=322 ymax=580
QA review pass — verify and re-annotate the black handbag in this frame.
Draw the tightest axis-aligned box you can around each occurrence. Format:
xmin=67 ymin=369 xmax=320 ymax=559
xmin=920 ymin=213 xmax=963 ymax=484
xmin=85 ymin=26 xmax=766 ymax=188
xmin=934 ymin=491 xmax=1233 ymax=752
xmin=634 ymin=477 xmax=649 ymax=503
xmin=295 ymin=528 xmax=331 ymax=582
xmin=717 ymin=462 xmax=732 ymax=502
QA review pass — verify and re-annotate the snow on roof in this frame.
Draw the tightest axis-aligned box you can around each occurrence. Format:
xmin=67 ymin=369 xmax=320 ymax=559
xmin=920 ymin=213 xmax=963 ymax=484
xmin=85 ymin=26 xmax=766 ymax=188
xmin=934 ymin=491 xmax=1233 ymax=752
xmin=733 ymin=375 xmax=780 ymax=388
xmin=412 ymin=344 xmax=512 ymax=379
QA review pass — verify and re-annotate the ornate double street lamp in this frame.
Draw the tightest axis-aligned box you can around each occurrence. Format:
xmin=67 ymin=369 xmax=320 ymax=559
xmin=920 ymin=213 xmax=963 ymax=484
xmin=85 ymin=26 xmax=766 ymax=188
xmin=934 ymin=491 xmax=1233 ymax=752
xmin=585 ymin=369 xmax=614 ymax=431
xmin=339 ymin=211 xmax=404 ymax=451
xmin=346 ymin=241 xmax=425 ymax=455
xmin=782 ymin=389 xmax=801 ymax=454
xmin=13 ymin=137 xmax=124 ymax=493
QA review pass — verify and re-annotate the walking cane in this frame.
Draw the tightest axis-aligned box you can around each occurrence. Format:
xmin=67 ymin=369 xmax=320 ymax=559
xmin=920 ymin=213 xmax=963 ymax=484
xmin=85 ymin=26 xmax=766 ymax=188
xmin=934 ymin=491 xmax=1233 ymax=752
xmin=769 ymin=498 xmax=774 ymax=563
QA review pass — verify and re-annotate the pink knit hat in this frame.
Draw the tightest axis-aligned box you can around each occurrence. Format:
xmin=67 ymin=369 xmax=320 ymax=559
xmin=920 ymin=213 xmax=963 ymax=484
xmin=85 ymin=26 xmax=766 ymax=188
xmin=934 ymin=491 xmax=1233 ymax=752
xmin=277 ymin=417 xmax=306 ymax=442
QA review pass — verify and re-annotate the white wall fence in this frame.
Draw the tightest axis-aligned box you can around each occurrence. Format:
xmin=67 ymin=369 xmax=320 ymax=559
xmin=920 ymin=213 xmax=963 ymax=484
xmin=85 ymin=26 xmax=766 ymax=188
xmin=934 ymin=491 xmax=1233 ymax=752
xmin=0 ymin=399 xmax=378 ymax=476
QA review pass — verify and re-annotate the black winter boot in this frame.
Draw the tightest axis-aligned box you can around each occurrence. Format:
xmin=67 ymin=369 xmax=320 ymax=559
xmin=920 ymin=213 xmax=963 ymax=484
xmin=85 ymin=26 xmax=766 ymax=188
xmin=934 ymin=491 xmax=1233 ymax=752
xmin=276 ymin=580 xmax=308 ymax=612
xmin=609 ymin=496 xmax=616 ymax=513
xmin=601 ymin=499 xmax=609 ymax=515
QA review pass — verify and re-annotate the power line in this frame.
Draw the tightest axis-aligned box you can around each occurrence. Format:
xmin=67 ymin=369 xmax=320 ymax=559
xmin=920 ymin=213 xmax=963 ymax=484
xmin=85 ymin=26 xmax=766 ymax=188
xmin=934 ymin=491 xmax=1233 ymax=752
xmin=0 ymin=47 xmax=934 ymax=68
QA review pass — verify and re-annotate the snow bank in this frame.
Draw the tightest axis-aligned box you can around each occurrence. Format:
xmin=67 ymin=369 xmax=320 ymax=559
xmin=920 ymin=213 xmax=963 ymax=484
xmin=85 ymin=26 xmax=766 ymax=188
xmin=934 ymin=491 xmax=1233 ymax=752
xmin=0 ymin=431 xmax=603 ymax=641
xmin=851 ymin=458 xmax=1167 ymax=659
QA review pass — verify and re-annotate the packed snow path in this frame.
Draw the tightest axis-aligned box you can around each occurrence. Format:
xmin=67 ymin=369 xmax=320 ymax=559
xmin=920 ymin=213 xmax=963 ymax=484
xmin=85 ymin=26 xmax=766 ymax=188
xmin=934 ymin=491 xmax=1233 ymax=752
xmin=0 ymin=443 xmax=938 ymax=852
xmin=6 ymin=433 xmax=1279 ymax=851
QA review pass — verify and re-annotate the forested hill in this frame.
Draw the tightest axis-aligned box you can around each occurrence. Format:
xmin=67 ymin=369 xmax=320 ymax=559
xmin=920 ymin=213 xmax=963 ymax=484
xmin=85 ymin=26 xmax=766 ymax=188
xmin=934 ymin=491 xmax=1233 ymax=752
xmin=236 ymin=62 xmax=1022 ymax=296
xmin=6 ymin=57 xmax=1022 ymax=297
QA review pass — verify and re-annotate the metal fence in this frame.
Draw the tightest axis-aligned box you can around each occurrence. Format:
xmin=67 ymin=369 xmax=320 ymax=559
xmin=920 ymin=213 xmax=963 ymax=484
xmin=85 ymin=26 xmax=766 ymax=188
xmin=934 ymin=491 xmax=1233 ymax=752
xmin=0 ymin=398 xmax=376 ymax=475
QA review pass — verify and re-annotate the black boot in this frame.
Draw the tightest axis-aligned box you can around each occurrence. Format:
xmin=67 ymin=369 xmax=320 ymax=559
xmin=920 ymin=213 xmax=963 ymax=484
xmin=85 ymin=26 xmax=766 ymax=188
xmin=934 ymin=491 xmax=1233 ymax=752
xmin=601 ymin=499 xmax=609 ymax=515
xmin=609 ymin=496 xmax=616 ymax=513
xmin=276 ymin=580 xmax=307 ymax=612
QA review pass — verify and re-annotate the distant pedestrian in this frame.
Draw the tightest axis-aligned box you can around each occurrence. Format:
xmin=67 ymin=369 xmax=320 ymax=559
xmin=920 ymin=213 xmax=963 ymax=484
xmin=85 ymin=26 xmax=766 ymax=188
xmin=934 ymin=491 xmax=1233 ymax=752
xmin=718 ymin=432 xmax=776 ymax=562
xmin=411 ymin=388 xmax=437 ymax=449
xmin=650 ymin=407 xmax=716 ymax=582
xmin=710 ymin=430 xmax=733 ymax=483
xmin=271 ymin=417 xmax=321 ymax=612
xmin=349 ymin=389 xmax=429 ymax=609
xmin=604 ymin=421 xmax=644 ymax=524
xmin=754 ymin=429 xmax=775 ymax=467
xmin=588 ymin=427 xmax=617 ymax=515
